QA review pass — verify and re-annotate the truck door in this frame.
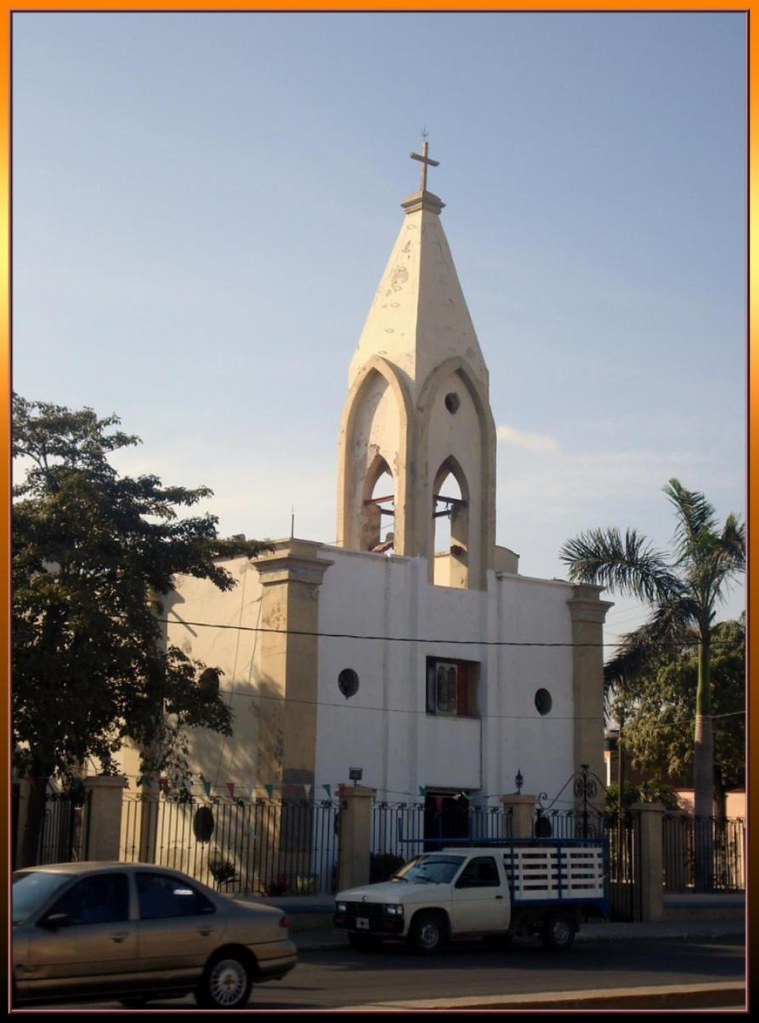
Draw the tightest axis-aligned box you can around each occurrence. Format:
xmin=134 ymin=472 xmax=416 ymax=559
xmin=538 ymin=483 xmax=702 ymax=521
xmin=450 ymin=856 xmax=510 ymax=935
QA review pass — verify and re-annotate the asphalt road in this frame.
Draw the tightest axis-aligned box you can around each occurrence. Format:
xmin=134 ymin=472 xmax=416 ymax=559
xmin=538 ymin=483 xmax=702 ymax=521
xmin=28 ymin=934 xmax=746 ymax=1012
xmin=252 ymin=935 xmax=746 ymax=1011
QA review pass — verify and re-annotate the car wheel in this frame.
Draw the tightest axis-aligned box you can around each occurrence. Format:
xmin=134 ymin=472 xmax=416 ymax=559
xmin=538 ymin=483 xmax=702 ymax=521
xmin=409 ymin=911 xmax=447 ymax=955
xmin=196 ymin=952 xmax=253 ymax=1008
xmin=348 ymin=932 xmax=382 ymax=952
xmin=540 ymin=910 xmax=575 ymax=951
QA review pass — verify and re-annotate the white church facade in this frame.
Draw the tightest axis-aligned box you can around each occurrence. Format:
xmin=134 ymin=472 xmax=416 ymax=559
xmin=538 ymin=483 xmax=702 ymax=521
xmin=153 ymin=144 xmax=611 ymax=834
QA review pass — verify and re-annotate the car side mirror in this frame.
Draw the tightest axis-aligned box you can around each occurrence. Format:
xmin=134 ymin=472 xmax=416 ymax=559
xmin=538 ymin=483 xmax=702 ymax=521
xmin=41 ymin=912 xmax=72 ymax=929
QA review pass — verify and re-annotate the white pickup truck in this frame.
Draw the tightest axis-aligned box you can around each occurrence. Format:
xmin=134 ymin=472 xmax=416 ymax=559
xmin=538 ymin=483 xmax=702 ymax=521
xmin=334 ymin=840 xmax=607 ymax=954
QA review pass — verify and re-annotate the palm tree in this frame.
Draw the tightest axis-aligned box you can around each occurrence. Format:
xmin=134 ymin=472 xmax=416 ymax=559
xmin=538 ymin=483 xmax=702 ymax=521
xmin=560 ymin=479 xmax=744 ymax=889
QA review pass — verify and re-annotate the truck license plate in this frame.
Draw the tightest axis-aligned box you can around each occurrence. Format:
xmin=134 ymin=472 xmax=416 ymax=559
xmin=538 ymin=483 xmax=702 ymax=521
xmin=356 ymin=917 xmax=370 ymax=930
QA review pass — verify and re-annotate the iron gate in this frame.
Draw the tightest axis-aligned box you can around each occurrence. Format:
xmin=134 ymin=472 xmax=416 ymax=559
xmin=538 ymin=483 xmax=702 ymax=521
xmin=120 ymin=795 xmax=340 ymax=895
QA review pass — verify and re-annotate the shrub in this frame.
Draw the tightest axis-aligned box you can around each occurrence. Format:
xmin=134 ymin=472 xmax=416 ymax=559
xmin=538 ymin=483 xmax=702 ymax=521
xmin=207 ymin=854 xmax=238 ymax=888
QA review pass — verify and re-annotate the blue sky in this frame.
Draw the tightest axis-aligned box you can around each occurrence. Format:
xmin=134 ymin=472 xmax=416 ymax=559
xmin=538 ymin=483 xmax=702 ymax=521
xmin=12 ymin=10 xmax=747 ymax=648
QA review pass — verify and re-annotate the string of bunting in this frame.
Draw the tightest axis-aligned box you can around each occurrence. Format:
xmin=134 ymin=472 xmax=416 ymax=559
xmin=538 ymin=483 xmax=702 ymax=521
xmin=131 ymin=776 xmax=516 ymax=804
xmin=130 ymin=775 xmax=336 ymax=801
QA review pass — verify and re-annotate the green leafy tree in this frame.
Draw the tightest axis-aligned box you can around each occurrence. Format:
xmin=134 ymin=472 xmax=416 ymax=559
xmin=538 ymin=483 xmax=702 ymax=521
xmin=559 ymin=479 xmax=744 ymax=888
xmin=12 ymin=394 xmax=270 ymax=864
xmin=622 ymin=618 xmax=745 ymax=812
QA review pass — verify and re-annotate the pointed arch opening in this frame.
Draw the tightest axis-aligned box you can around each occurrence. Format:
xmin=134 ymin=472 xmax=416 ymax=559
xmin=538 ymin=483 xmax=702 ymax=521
xmin=362 ymin=455 xmax=395 ymax=552
xmin=433 ymin=457 xmax=470 ymax=588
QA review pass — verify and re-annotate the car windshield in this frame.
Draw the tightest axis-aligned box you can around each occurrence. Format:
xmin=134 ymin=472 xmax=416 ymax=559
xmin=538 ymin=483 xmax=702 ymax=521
xmin=393 ymin=854 xmax=465 ymax=884
xmin=12 ymin=871 xmax=76 ymax=925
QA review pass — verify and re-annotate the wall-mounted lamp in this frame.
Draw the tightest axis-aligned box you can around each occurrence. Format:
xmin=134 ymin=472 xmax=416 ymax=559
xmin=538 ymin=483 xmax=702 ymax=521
xmin=515 ymin=769 xmax=524 ymax=794
xmin=348 ymin=767 xmax=363 ymax=786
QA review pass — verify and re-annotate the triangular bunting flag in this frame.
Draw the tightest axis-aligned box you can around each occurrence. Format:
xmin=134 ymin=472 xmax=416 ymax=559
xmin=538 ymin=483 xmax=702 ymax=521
xmin=264 ymin=784 xmax=274 ymax=798
xmin=227 ymin=782 xmax=235 ymax=798
xmin=202 ymin=778 xmax=212 ymax=796
xmin=323 ymin=784 xmax=332 ymax=798
xmin=304 ymin=784 xmax=312 ymax=799
xmin=418 ymin=786 xmax=427 ymax=797
xmin=159 ymin=777 xmax=169 ymax=794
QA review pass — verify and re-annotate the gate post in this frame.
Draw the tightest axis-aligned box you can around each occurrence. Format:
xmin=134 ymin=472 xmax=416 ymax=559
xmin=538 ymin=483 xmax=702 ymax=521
xmin=499 ymin=794 xmax=535 ymax=838
xmin=632 ymin=801 xmax=665 ymax=922
xmin=337 ymin=785 xmax=374 ymax=890
xmin=82 ymin=776 xmax=128 ymax=861
xmin=13 ymin=778 xmax=30 ymax=869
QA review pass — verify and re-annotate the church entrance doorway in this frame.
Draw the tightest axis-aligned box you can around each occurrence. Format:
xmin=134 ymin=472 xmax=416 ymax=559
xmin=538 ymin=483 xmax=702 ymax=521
xmin=423 ymin=792 xmax=470 ymax=850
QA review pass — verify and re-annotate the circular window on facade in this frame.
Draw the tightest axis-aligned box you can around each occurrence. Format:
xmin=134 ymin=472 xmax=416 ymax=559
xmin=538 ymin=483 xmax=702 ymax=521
xmin=193 ymin=806 xmax=215 ymax=844
xmin=535 ymin=688 xmax=553 ymax=716
xmin=444 ymin=392 xmax=460 ymax=414
xmin=338 ymin=668 xmax=359 ymax=700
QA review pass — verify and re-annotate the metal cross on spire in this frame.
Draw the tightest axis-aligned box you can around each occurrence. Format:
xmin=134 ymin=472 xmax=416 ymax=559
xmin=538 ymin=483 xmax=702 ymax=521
xmin=410 ymin=132 xmax=439 ymax=192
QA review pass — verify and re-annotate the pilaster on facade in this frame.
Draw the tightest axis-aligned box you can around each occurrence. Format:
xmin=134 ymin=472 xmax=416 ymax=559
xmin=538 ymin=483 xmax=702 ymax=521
xmin=567 ymin=583 xmax=613 ymax=797
xmin=567 ymin=583 xmax=615 ymax=627
xmin=251 ymin=540 xmax=333 ymax=791
xmin=253 ymin=538 xmax=333 ymax=590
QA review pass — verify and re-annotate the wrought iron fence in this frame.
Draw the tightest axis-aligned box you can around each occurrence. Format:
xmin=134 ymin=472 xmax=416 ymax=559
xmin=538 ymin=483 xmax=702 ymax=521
xmin=533 ymin=808 xmax=609 ymax=840
xmin=663 ymin=814 xmax=745 ymax=892
xmin=371 ymin=801 xmax=425 ymax=868
xmin=120 ymin=795 xmax=340 ymax=895
xmin=371 ymin=800 xmax=510 ymax=871
xmin=37 ymin=789 xmax=91 ymax=865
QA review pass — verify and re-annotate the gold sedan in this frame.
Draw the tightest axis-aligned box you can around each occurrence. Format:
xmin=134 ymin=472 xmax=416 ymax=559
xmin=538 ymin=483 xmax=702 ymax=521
xmin=12 ymin=861 xmax=297 ymax=1009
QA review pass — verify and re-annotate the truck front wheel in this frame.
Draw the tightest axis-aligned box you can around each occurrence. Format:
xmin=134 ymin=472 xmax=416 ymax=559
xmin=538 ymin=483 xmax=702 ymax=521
xmin=409 ymin=911 xmax=448 ymax=955
xmin=540 ymin=910 xmax=575 ymax=951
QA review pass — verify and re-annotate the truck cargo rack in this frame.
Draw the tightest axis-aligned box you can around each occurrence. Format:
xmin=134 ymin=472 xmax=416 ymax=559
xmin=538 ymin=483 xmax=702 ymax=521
xmin=398 ymin=836 xmax=609 ymax=914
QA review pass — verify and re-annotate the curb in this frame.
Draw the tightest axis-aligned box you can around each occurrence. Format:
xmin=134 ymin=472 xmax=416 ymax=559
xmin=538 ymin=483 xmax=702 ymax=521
xmin=334 ymin=981 xmax=746 ymax=1012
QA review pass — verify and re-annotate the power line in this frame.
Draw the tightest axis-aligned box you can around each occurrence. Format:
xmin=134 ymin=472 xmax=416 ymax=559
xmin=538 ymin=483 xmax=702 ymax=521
xmin=160 ymin=616 xmax=700 ymax=650
xmin=209 ymin=684 xmax=606 ymax=723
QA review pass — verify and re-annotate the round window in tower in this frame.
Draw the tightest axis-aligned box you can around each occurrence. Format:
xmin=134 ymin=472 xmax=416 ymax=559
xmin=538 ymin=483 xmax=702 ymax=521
xmin=444 ymin=392 xmax=460 ymax=414
xmin=535 ymin=688 xmax=553 ymax=716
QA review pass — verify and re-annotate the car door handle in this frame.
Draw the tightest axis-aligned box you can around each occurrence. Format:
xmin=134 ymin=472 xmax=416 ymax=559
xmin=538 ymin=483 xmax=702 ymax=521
xmin=197 ymin=926 xmax=215 ymax=936
xmin=495 ymin=895 xmax=503 ymax=900
xmin=110 ymin=931 xmax=130 ymax=943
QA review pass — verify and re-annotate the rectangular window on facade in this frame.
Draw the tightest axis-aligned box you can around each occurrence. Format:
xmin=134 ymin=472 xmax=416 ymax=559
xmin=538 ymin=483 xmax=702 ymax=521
xmin=425 ymin=658 xmax=479 ymax=717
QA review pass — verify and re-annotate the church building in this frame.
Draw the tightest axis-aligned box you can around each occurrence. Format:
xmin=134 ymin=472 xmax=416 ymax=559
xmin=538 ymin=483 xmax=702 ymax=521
xmin=155 ymin=144 xmax=611 ymax=832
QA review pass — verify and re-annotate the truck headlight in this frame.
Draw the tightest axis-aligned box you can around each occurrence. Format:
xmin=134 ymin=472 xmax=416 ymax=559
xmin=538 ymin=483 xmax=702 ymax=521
xmin=384 ymin=904 xmax=403 ymax=916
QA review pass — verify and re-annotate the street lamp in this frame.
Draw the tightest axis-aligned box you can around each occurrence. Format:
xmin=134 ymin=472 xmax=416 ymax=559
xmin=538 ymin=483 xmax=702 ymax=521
xmin=515 ymin=769 xmax=524 ymax=794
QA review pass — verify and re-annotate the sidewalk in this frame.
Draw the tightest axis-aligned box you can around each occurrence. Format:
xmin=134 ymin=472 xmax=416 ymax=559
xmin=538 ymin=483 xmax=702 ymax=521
xmin=236 ymin=892 xmax=746 ymax=951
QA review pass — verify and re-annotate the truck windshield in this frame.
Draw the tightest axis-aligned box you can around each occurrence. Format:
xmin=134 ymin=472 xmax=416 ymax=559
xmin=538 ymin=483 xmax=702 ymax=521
xmin=393 ymin=854 xmax=465 ymax=885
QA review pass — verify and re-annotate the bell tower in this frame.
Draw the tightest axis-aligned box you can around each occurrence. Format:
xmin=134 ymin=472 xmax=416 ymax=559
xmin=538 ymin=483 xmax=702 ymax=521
xmin=336 ymin=140 xmax=497 ymax=590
